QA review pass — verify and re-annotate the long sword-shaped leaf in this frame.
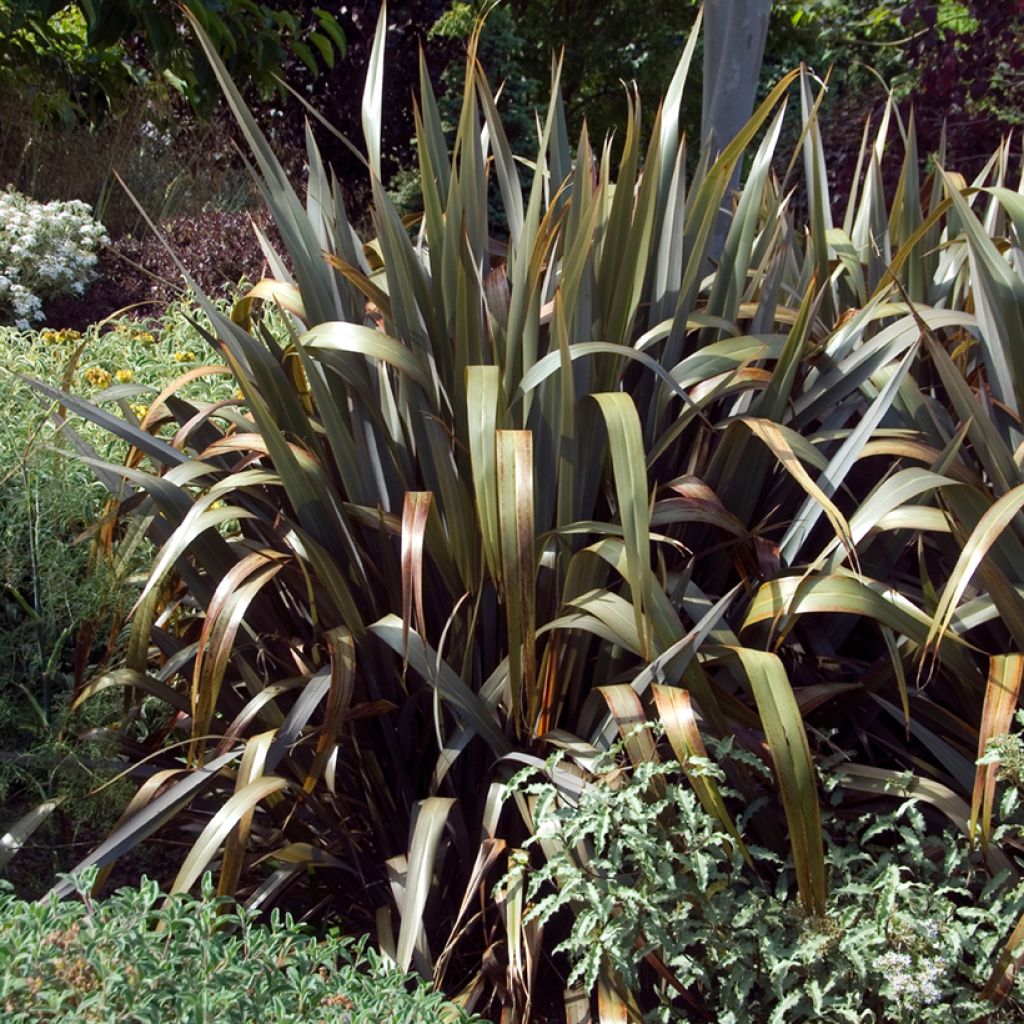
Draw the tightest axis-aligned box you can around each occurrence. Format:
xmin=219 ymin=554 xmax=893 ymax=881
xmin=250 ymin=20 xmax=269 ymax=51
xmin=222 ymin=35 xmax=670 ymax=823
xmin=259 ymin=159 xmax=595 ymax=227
xmin=217 ymin=730 xmax=276 ymax=897
xmin=0 ymin=801 xmax=60 ymax=871
xmin=780 ymin=342 xmax=918 ymax=564
xmin=51 ymin=749 xmax=243 ymax=897
xmin=590 ymin=393 xmax=653 ymax=657
xmin=191 ymin=552 xmax=285 ymax=761
xmin=943 ymin=170 xmax=1024 ymax=417
xmin=971 ymin=654 xmax=1024 ymax=850
xmin=743 ymin=417 xmax=853 ymax=559
xmin=467 ymin=366 xmax=502 ymax=581
xmin=652 ymin=685 xmax=750 ymax=864
xmin=371 ymin=615 xmax=510 ymax=754
xmin=170 ymin=775 xmax=288 ymax=896
xmin=397 ymin=796 xmax=455 ymax=973
xmin=362 ymin=0 xmax=387 ymax=180
xmin=731 ymin=647 xmax=826 ymax=917
xmin=926 ymin=483 xmax=1024 ymax=660
xmin=497 ymin=430 xmax=537 ymax=736
xmin=302 ymin=321 xmax=434 ymax=392
xmin=401 ymin=492 xmax=433 ymax=667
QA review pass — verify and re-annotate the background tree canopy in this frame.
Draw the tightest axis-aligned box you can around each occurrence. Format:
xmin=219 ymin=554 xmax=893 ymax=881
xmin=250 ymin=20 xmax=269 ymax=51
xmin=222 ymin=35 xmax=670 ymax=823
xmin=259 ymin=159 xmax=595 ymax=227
xmin=1 ymin=1 xmax=1021 ymax=234
xmin=0 ymin=0 xmax=348 ymax=116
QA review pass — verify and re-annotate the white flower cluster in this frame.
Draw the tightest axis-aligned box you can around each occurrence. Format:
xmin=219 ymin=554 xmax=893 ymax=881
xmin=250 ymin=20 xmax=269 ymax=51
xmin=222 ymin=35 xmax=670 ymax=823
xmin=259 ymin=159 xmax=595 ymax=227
xmin=0 ymin=188 xmax=108 ymax=330
xmin=875 ymin=940 xmax=947 ymax=1011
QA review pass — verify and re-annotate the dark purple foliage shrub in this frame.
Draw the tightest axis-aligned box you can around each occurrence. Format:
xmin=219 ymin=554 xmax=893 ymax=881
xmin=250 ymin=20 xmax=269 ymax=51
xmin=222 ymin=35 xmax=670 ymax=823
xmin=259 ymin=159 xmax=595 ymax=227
xmin=43 ymin=211 xmax=284 ymax=330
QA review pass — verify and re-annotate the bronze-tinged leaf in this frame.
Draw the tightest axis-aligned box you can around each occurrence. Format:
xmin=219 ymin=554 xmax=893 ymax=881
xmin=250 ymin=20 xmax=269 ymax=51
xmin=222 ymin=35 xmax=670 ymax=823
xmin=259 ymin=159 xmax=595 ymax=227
xmin=497 ymin=430 xmax=537 ymax=737
xmin=401 ymin=492 xmax=433 ymax=668
xmin=596 ymin=685 xmax=657 ymax=767
xmin=983 ymin=909 xmax=1024 ymax=1004
xmin=171 ymin=774 xmax=289 ymax=897
xmin=191 ymin=550 xmax=286 ymax=763
xmin=971 ymin=654 xmax=1024 ymax=851
xmin=218 ymin=730 xmax=276 ymax=897
xmin=303 ymin=627 xmax=356 ymax=793
xmin=652 ymin=685 xmax=751 ymax=866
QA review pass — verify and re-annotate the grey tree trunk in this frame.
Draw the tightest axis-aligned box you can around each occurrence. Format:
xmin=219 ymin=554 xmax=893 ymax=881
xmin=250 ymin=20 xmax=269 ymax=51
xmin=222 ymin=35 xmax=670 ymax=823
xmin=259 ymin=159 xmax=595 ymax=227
xmin=702 ymin=0 xmax=772 ymax=156
xmin=702 ymin=0 xmax=772 ymax=259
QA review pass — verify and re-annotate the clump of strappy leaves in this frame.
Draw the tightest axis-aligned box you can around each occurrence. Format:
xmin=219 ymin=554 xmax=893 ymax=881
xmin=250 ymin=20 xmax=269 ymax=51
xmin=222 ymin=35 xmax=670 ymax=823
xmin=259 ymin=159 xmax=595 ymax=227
xmin=503 ymin=739 xmax=1024 ymax=1023
xmin=0 ymin=871 xmax=479 ymax=1023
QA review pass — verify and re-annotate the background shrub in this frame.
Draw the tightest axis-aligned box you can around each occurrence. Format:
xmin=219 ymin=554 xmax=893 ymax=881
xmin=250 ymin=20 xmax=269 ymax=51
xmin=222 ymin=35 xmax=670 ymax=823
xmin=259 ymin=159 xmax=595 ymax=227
xmin=0 ymin=189 xmax=107 ymax=328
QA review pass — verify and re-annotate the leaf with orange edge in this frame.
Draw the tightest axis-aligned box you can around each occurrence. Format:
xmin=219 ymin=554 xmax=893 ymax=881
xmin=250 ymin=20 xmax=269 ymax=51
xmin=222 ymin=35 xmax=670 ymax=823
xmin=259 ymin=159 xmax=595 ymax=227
xmin=72 ymin=667 xmax=191 ymax=716
xmin=233 ymin=279 xmax=307 ymax=328
xmin=651 ymin=685 xmax=751 ymax=867
xmin=218 ymin=730 xmax=276 ymax=896
xmin=596 ymin=972 xmax=631 ymax=1024
xmin=983 ymin=910 xmax=1024 ymax=1003
xmin=742 ymin=417 xmax=853 ymax=562
xmin=303 ymin=626 xmax=356 ymax=793
xmin=170 ymin=775 xmax=289 ymax=897
xmin=971 ymin=654 xmax=1024 ymax=850
xmin=190 ymin=551 xmax=285 ymax=763
xmin=926 ymin=485 xmax=1024 ymax=663
xmin=51 ymin=749 xmax=243 ymax=899
xmin=596 ymin=685 xmax=657 ymax=767
xmin=401 ymin=492 xmax=433 ymax=668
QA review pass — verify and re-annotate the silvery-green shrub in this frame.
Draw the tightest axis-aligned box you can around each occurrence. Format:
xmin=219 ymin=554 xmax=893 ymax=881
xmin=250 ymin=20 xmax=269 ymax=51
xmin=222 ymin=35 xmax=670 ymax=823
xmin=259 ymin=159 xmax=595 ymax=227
xmin=504 ymin=741 xmax=1024 ymax=1023
xmin=0 ymin=872 xmax=479 ymax=1023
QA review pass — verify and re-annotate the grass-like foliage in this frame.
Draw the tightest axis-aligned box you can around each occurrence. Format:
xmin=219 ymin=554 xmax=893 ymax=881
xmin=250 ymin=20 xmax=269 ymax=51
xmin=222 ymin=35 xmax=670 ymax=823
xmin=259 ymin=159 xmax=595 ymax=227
xmin=0 ymin=302 xmax=243 ymax=888
xmin=21 ymin=1 xmax=1024 ymax=1018
xmin=0 ymin=872 xmax=477 ymax=1022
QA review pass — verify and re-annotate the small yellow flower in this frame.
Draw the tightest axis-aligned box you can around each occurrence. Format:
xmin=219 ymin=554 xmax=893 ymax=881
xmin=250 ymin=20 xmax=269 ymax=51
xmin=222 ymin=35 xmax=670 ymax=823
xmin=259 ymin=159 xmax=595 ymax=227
xmin=59 ymin=329 xmax=81 ymax=342
xmin=41 ymin=329 xmax=58 ymax=343
xmin=84 ymin=366 xmax=111 ymax=388
xmin=114 ymin=369 xmax=134 ymax=383
xmin=138 ymin=331 xmax=155 ymax=345
xmin=234 ymin=389 xmax=245 ymax=401
xmin=129 ymin=403 xmax=148 ymax=420
xmin=173 ymin=350 xmax=196 ymax=363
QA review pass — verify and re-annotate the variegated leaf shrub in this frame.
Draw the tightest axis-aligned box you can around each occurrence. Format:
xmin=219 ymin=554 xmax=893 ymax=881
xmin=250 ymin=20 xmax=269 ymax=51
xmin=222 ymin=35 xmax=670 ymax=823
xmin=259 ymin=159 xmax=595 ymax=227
xmin=503 ymin=738 xmax=1024 ymax=1022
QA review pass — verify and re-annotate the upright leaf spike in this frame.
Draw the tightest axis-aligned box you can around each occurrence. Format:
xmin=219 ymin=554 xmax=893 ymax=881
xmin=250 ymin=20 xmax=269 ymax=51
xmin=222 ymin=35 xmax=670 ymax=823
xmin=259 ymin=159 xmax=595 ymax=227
xmin=363 ymin=1 xmax=387 ymax=181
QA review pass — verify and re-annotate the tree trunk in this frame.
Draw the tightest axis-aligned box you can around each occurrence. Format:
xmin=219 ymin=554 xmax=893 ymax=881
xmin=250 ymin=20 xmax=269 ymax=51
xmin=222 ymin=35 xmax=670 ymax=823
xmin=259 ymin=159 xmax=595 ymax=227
xmin=702 ymin=0 xmax=772 ymax=157
xmin=702 ymin=0 xmax=772 ymax=260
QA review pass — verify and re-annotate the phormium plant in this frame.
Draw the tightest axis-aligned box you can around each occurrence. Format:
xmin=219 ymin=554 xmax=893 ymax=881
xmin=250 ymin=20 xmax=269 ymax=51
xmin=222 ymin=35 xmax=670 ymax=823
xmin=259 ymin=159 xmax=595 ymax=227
xmin=16 ymin=2 xmax=1024 ymax=1018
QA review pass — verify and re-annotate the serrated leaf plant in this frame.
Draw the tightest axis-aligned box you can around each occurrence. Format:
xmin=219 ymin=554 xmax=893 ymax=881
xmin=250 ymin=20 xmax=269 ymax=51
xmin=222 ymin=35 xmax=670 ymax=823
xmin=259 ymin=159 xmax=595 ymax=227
xmin=501 ymin=738 xmax=1024 ymax=1023
xmin=26 ymin=0 xmax=1024 ymax=1018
